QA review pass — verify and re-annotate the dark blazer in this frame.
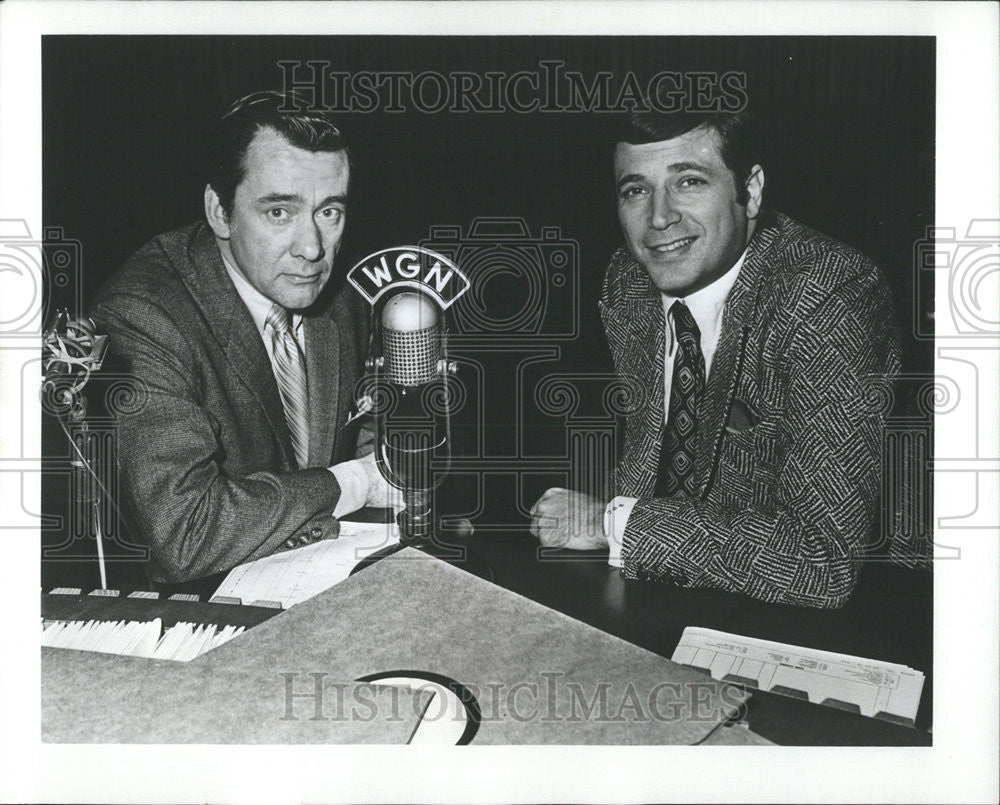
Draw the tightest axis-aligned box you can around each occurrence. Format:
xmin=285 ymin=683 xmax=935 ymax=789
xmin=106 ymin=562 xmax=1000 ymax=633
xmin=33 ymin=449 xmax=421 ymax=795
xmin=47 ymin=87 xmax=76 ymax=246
xmin=600 ymin=212 xmax=901 ymax=609
xmin=92 ymin=222 xmax=369 ymax=583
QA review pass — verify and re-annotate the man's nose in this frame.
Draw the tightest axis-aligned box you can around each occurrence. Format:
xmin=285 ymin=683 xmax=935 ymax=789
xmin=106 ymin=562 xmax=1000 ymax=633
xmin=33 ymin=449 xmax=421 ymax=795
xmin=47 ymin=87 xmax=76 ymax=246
xmin=291 ymin=217 xmax=324 ymax=262
xmin=649 ymin=188 xmax=680 ymax=230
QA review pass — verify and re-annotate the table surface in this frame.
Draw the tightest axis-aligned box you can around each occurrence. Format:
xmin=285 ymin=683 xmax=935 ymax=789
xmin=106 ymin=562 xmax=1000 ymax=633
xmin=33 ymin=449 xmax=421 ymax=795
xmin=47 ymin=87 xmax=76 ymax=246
xmin=430 ymin=527 xmax=933 ymax=746
xmin=70 ymin=505 xmax=934 ymax=746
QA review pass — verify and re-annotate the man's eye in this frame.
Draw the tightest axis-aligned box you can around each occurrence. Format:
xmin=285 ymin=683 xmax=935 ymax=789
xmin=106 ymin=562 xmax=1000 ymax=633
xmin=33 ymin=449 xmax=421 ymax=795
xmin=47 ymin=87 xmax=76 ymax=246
xmin=318 ymin=208 xmax=343 ymax=223
xmin=620 ymin=186 xmax=646 ymax=200
xmin=679 ymin=176 xmax=706 ymax=188
xmin=267 ymin=208 xmax=289 ymax=220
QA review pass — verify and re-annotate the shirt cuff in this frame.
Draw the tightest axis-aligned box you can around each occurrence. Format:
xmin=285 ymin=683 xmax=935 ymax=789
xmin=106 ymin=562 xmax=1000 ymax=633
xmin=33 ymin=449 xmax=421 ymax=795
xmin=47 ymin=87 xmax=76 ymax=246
xmin=604 ymin=496 xmax=638 ymax=569
xmin=329 ymin=459 xmax=369 ymax=519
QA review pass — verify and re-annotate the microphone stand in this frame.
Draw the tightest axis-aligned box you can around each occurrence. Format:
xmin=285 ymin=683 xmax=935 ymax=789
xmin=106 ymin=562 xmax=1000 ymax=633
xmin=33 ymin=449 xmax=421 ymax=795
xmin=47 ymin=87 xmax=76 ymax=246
xmin=370 ymin=363 xmax=452 ymax=551
xmin=42 ymin=311 xmax=112 ymax=589
xmin=397 ymin=488 xmax=432 ymax=550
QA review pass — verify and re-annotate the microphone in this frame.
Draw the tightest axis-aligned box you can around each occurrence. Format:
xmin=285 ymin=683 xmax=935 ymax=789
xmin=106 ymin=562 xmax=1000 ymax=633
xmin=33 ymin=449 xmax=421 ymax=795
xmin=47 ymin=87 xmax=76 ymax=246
xmin=372 ymin=291 xmax=455 ymax=547
xmin=41 ymin=310 xmax=112 ymax=588
xmin=42 ymin=309 xmax=109 ymax=420
xmin=346 ymin=247 xmax=470 ymax=548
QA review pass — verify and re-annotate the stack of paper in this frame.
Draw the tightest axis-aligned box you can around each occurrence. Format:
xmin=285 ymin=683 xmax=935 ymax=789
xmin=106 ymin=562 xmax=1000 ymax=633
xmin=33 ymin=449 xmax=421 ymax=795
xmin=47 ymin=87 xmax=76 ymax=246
xmin=42 ymin=619 xmax=162 ymax=658
xmin=148 ymin=622 xmax=246 ymax=661
xmin=41 ymin=619 xmax=245 ymax=661
xmin=671 ymin=626 xmax=925 ymax=725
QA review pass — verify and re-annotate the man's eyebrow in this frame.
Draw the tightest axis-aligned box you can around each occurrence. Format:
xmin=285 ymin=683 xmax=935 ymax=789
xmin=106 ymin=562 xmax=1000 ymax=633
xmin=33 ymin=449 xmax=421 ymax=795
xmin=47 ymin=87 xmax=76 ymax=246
xmin=254 ymin=193 xmax=348 ymax=207
xmin=615 ymin=161 xmax=716 ymax=190
xmin=668 ymin=161 xmax=714 ymax=174
xmin=317 ymin=194 xmax=348 ymax=208
xmin=255 ymin=193 xmax=302 ymax=205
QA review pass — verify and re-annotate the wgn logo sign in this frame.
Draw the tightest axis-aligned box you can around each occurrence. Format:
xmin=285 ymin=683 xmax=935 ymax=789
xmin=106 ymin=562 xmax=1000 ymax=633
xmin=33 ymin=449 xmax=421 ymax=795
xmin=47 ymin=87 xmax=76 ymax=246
xmin=347 ymin=246 xmax=470 ymax=310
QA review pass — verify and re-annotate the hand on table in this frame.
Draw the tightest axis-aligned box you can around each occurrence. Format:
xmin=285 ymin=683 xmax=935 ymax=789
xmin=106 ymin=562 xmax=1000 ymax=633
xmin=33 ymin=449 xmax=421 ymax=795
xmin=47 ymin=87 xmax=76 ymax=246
xmin=529 ymin=488 xmax=608 ymax=550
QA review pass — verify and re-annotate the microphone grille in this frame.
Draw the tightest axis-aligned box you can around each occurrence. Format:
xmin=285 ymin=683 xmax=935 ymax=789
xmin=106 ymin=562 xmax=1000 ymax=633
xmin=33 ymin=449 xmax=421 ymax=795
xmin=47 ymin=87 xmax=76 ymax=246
xmin=383 ymin=325 xmax=440 ymax=386
xmin=381 ymin=292 xmax=441 ymax=386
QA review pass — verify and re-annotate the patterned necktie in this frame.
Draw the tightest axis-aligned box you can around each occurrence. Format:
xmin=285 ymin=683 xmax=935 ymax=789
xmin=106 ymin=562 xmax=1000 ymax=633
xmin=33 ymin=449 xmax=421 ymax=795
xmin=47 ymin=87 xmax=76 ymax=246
xmin=654 ymin=301 xmax=706 ymax=497
xmin=266 ymin=304 xmax=309 ymax=469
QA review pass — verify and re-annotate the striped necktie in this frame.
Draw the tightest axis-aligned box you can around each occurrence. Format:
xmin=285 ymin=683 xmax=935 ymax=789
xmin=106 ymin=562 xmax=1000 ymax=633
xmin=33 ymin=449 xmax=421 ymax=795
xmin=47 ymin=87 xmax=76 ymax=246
xmin=265 ymin=303 xmax=309 ymax=469
xmin=654 ymin=300 xmax=706 ymax=497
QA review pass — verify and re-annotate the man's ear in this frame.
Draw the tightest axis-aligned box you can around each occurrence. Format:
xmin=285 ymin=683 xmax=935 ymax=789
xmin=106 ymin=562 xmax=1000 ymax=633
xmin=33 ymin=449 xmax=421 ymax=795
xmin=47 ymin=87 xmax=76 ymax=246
xmin=204 ymin=184 xmax=231 ymax=239
xmin=744 ymin=165 xmax=765 ymax=220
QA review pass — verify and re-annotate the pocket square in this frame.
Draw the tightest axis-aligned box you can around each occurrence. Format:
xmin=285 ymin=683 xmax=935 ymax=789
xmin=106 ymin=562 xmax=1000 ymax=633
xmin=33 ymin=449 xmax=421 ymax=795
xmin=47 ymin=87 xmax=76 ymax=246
xmin=725 ymin=398 xmax=760 ymax=434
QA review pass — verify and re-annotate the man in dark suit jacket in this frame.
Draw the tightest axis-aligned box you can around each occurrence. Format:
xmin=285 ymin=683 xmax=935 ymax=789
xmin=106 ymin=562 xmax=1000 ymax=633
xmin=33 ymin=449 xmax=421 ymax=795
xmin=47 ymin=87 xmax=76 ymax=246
xmin=93 ymin=92 xmax=397 ymax=587
xmin=530 ymin=109 xmax=900 ymax=609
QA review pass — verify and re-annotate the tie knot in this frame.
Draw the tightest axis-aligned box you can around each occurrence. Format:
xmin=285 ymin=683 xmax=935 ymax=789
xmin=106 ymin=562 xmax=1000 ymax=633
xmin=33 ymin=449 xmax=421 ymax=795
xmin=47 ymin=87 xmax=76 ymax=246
xmin=266 ymin=304 xmax=292 ymax=336
xmin=669 ymin=301 xmax=701 ymax=343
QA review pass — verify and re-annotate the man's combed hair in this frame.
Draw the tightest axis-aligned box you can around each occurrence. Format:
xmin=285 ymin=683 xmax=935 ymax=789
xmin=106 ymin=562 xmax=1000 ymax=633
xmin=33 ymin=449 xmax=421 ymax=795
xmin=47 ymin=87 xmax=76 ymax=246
xmin=619 ymin=109 xmax=758 ymax=205
xmin=207 ymin=90 xmax=349 ymax=218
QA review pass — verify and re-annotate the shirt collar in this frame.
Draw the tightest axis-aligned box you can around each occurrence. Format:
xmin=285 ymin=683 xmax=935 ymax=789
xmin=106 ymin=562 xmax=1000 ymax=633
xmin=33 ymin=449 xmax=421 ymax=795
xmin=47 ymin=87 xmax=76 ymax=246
xmin=221 ymin=249 xmax=303 ymax=338
xmin=660 ymin=246 xmax=747 ymax=335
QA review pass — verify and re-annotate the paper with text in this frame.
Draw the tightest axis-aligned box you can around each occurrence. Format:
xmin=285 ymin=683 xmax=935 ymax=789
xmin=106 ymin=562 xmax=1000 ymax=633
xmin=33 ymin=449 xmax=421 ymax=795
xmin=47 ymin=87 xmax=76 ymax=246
xmin=213 ymin=521 xmax=400 ymax=609
xmin=671 ymin=626 xmax=925 ymax=724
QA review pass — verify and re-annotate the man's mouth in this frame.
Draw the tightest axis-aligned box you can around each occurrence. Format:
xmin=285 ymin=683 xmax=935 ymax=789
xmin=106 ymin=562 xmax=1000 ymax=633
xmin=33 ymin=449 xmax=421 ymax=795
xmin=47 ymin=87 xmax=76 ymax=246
xmin=647 ymin=236 xmax=697 ymax=254
xmin=286 ymin=273 xmax=323 ymax=284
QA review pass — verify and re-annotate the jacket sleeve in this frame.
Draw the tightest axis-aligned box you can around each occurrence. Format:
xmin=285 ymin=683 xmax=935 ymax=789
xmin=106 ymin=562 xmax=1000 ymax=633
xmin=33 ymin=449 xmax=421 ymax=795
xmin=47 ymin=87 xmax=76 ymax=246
xmin=93 ymin=294 xmax=343 ymax=583
xmin=620 ymin=264 xmax=901 ymax=609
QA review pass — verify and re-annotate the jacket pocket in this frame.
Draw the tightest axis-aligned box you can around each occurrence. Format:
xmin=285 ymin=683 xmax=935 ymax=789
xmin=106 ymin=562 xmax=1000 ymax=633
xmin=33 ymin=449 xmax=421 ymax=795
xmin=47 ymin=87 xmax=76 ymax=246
xmin=716 ymin=423 xmax=779 ymax=508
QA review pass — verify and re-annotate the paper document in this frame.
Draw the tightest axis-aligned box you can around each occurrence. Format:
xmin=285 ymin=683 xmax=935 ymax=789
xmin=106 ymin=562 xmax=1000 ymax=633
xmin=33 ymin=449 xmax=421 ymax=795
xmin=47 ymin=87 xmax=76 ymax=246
xmin=213 ymin=520 xmax=399 ymax=609
xmin=671 ymin=626 xmax=925 ymax=725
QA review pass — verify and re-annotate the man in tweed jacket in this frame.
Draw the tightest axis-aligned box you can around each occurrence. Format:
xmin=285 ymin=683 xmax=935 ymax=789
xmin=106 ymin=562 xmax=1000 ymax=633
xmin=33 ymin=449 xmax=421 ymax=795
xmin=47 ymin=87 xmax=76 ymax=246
xmin=530 ymin=109 xmax=900 ymax=609
xmin=93 ymin=92 xmax=396 ymax=587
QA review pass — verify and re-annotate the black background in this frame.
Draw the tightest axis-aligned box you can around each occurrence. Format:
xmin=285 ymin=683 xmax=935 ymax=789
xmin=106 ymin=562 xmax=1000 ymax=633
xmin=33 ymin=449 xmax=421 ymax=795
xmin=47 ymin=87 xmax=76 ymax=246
xmin=41 ymin=35 xmax=934 ymax=590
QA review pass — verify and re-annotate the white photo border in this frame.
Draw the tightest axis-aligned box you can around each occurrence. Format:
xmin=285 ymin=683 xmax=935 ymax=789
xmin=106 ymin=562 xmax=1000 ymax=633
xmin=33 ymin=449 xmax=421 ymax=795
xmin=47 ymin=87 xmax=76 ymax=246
xmin=1 ymin=2 xmax=997 ymax=803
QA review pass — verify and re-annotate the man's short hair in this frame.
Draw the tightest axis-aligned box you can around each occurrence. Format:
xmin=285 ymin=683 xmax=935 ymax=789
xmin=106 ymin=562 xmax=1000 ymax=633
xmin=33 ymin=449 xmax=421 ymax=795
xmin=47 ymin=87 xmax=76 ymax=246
xmin=207 ymin=90 xmax=349 ymax=218
xmin=618 ymin=109 xmax=758 ymax=205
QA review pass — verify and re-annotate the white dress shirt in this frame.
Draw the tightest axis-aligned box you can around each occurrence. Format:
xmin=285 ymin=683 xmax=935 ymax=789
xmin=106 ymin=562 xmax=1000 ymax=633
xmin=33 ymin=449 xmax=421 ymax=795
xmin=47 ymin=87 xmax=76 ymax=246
xmin=606 ymin=249 xmax=747 ymax=568
xmin=223 ymin=256 xmax=305 ymax=355
xmin=223 ymin=253 xmax=369 ymax=518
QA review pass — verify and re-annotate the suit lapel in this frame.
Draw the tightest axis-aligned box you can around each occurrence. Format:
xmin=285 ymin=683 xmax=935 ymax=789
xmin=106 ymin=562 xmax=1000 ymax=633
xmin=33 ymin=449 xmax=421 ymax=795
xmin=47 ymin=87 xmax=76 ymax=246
xmin=304 ymin=311 xmax=342 ymax=468
xmin=635 ymin=300 xmax=667 ymax=458
xmin=181 ymin=226 xmax=296 ymax=468
xmin=603 ymin=255 xmax=667 ymax=496
xmin=695 ymin=214 xmax=781 ymax=493
xmin=620 ymin=258 xmax=668 ymax=447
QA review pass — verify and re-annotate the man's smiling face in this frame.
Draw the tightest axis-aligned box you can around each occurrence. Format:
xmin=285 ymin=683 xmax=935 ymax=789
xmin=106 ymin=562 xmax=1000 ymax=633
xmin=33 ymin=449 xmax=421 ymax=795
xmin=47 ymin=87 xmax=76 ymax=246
xmin=614 ymin=125 xmax=763 ymax=296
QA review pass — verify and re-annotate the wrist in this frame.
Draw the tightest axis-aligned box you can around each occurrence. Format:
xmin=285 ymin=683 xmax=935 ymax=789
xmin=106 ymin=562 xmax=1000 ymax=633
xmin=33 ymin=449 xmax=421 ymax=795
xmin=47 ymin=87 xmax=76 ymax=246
xmin=329 ymin=459 xmax=369 ymax=518
xmin=604 ymin=496 xmax=636 ymax=568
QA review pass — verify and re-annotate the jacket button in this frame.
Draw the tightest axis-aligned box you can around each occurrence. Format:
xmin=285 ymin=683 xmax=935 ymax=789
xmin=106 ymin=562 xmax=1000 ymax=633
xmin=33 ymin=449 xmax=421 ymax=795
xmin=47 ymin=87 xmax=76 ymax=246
xmin=310 ymin=526 xmax=323 ymax=540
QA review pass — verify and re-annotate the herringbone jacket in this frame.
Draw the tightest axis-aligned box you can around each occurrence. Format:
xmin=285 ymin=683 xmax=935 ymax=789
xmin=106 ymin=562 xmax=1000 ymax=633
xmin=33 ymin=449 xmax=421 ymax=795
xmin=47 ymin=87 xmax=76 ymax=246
xmin=600 ymin=211 xmax=901 ymax=608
